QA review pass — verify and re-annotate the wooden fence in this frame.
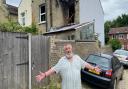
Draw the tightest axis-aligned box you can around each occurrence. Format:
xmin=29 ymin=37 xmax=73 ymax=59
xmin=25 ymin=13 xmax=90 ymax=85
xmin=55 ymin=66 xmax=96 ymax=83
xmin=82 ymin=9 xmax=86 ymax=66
xmin=0 ymin=32 xmax=49 ymax=89
xmin=31 ymin=35 xmax=49 ymax=89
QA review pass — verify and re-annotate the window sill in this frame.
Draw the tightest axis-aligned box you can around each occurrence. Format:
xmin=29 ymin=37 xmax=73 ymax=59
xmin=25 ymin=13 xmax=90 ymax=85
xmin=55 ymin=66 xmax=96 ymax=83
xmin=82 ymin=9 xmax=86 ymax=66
xmin=38 ymin=21 xmax=46 ymax=25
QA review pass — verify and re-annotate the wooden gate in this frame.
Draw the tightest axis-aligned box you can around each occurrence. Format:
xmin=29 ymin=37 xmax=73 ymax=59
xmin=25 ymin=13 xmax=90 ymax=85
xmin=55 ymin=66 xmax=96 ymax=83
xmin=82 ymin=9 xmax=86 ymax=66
xmin=31 ymin=35 xmax=49 ymax=89
xmin=0 ymin=32 xmax=29 ymax=89
xmin=0 ymin=32 xmax=49 ymax=89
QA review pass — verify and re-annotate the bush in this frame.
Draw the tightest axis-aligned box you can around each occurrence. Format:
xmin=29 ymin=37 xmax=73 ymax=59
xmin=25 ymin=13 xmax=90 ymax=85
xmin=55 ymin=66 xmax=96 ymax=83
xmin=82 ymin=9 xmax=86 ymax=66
xmin=23 ymin=23 xmax=38 ymax=34
xmin=0 ymin=22 xmax=38 ymax=34
xmin=109 ymin=39 xmax=121 ymax=51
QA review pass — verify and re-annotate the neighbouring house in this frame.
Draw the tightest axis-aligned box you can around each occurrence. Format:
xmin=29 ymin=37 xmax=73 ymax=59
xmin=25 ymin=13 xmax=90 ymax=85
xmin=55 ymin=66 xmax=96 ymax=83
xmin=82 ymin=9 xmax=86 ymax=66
xmin=0 ymin=0 xmax=18 ymax=23
xmin=18 ymin=0 xmax=104 ymax=46
xmin=108 ymin=27 xmax=128 ymax=50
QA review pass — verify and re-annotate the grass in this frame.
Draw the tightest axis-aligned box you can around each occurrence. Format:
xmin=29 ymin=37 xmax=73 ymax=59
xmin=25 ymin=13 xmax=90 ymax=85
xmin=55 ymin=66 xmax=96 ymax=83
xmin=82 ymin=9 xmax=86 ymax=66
xmin=33 ymin=82 xmax=61 ymax=89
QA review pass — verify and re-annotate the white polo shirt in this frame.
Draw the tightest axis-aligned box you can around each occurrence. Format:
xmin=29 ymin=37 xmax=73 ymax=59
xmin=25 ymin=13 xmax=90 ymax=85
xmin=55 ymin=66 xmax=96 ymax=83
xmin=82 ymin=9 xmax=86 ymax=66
xmin=52 ymin=55 xmax=87 ymax=89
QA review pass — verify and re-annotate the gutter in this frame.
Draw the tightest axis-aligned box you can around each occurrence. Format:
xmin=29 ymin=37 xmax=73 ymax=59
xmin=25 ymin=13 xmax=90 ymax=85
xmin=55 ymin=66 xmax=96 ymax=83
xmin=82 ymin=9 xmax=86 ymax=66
xmin=45 ymin=0 xmax=48 ymax=32
xmin=50 ymin=0 xmax=53 ymax=27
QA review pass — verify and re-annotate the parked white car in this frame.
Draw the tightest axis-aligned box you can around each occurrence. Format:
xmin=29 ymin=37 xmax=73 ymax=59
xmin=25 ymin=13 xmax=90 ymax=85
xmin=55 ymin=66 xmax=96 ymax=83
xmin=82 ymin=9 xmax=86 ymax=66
xmin=113 ymin=49 xmax=128 ymax=66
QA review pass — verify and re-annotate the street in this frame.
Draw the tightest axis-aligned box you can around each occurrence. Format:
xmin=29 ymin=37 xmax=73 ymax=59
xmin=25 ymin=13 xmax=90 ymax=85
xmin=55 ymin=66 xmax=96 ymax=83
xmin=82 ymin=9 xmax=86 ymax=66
xmin=82 ymin=68 xmax=128 ymax=89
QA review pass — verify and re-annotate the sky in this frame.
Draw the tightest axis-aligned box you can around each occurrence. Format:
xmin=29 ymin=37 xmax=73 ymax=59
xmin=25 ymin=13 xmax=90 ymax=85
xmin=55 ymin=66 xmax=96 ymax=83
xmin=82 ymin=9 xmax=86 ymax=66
xmin=101 ymin=0 xmax=128 ymax=21
xmin=6 ymin=0 xmax=21 ymax=7
xmin=6 ymin=0 xmax=128 ymax=21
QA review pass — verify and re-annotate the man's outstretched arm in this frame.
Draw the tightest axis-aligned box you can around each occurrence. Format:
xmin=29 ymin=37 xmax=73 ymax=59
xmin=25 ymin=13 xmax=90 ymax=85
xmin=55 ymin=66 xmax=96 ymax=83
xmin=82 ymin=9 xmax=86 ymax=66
xmin=36 ymin=68 xmax=56 ymax=82
xmin=85 ymin=62 xmax=101 ymax=72
xmin=85 ymin=62 xmax=95 ymax=70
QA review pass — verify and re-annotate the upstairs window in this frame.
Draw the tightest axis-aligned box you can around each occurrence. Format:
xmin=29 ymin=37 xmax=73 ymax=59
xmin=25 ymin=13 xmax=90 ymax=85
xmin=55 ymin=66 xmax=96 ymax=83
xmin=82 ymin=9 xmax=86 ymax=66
xmin=20 ymin=12 xmax=25 ymax=26
xmin=39 ymin=4 xmax=46 ymax=23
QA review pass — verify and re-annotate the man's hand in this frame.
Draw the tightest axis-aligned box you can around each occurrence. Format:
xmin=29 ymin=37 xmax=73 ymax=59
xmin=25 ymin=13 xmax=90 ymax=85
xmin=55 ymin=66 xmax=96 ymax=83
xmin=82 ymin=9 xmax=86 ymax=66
xmin=94 ymin=66 xmax=101 ymax=72
xmin=35 ymin=68 xmax=56 ymax=82
xmin=36 ymin=71 xmax=46 ymax=82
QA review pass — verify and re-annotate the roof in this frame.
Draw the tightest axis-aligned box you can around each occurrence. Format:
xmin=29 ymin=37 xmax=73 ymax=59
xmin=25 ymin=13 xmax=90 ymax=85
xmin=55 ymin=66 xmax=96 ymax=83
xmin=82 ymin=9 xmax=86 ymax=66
xmin=108 ymin=27 xmax=128 ymax=35
xmin=6 ymin=4 xmax=18 ymax=15
xmin=43 ymin=21 xmax=94 ymax=35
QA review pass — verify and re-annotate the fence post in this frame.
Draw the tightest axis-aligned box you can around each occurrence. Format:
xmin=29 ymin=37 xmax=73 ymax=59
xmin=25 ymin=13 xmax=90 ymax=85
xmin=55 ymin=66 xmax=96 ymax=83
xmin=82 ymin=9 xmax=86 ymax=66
xmin=28 ymin=33 xmax=32 ymax=89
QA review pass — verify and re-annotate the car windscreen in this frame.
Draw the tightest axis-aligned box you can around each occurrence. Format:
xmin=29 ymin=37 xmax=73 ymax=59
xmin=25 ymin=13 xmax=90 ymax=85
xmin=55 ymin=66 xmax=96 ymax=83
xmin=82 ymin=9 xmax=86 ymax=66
xmin=86 ymin=55 xmax=110 ymax=69
xmin=114 ymin=50 xmax=128 ymax=56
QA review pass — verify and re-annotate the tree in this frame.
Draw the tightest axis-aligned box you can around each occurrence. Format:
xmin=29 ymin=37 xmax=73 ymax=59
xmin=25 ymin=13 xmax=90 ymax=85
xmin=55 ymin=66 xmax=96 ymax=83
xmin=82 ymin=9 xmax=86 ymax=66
xmin=104 ymin=14 xmax=128 ymax=44
xmin=109 ymin=39 xmax=121 ymax=51
xmin=104 ymin=21 xmax=112 ymax=44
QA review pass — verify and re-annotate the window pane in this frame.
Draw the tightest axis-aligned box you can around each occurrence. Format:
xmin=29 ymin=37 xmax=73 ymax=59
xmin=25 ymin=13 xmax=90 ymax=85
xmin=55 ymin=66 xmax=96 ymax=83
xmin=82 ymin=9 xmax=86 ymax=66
xmin=80 ymin=23 xmax=94 ymax=41
xmin=40 ymin=5 xmax=45 ymax=13
xmin=41 ymin=14 xmax=45 ymax=21
xmin=86 ymin=55 xmax=110 ymax=69
xmin=22 ymin=17 xmax=25 ymax=25
xmin=21 ymin=12 xmax=25 ymax=25
xmin=21 ymin=12 xmax=25 ymax=17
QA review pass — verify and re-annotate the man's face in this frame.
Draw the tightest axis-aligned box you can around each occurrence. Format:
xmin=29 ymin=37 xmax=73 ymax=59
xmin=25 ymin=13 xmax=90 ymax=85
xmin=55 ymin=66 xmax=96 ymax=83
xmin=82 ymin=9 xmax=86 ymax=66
xmin=64 ymin=44 xmax=72 ymax=55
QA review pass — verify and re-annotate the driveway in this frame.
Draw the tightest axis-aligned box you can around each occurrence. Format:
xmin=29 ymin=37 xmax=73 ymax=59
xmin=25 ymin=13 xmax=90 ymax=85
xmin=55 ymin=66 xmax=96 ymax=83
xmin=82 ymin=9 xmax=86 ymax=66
xmin=82 ymin=68 xmax=128 ymax=89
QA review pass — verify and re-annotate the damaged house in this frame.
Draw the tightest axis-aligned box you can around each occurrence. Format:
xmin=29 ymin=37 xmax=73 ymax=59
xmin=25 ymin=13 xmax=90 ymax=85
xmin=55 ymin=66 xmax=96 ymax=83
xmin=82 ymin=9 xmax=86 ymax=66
xmin=18 ymin=0 xmax=104 ymax=45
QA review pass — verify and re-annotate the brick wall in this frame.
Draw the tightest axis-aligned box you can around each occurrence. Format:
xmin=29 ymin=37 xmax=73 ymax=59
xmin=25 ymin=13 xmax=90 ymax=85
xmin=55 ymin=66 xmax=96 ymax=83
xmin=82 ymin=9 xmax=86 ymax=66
xmin=32 ymin=0 xmax=47 ymax=33
xmin=0 ymin=7 xmax=8 ymax=23
xmin=75 ymin=1 xmax=80 ymax=24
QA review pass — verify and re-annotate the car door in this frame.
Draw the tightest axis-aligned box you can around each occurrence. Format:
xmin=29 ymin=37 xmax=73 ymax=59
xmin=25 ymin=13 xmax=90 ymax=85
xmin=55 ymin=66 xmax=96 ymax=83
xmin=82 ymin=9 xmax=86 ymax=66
xmin=112 ymin=57 xmax=123 ymax=81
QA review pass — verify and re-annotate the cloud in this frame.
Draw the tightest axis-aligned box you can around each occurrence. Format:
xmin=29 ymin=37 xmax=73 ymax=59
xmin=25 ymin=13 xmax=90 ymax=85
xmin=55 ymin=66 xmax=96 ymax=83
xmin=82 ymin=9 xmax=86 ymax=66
xmin=100 ymin=0 xmax=128 ymax=21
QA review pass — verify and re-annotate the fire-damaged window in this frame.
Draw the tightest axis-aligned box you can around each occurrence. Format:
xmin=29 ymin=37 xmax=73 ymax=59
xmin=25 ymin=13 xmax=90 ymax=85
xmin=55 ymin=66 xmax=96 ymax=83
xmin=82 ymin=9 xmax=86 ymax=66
xmin=39 ymin=4 xmax=46 ymax=23
xmin=80 ymin=23 xmax=95 ymax=41
xmin=59 ymin=0 xmax=76 ymax=24
xmin=69 ymin=3 xmax=75 ymax=23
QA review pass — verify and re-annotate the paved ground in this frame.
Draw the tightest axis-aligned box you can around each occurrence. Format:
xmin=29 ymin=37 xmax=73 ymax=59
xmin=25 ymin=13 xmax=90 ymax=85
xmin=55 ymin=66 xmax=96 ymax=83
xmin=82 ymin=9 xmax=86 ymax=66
xmin=82 ymin=68 xmax=128 ymax=89
xmin=118 ymin=67 xmax=128 ymax=89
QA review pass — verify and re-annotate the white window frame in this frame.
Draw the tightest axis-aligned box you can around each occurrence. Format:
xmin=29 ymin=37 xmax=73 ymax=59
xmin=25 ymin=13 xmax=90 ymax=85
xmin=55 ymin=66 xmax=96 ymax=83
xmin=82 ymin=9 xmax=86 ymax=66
xmin=39 ymin=4 xmax=46 ymax=23
xmin=20 ymin=12 xmax=25 ymax=26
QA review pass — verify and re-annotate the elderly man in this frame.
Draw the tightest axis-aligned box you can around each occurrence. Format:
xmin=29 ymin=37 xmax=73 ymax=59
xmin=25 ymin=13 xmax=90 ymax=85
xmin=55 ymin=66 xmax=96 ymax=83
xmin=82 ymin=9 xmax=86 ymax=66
xmin=36 ymin=44 xmax=100 ymax=89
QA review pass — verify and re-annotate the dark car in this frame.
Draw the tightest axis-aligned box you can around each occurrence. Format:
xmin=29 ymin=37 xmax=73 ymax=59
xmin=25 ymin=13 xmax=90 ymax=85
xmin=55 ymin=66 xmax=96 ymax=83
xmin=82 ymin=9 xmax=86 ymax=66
xmin=81 ymin=54 xmax=124 ymax=89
